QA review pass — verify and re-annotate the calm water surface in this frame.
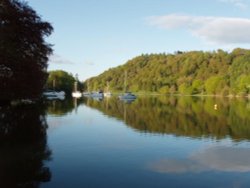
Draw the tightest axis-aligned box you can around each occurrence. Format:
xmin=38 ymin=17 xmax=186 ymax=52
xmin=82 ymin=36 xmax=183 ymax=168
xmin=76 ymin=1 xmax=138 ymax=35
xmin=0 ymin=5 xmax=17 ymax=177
xmin=1 ymin=96 xmax=250 ymax=188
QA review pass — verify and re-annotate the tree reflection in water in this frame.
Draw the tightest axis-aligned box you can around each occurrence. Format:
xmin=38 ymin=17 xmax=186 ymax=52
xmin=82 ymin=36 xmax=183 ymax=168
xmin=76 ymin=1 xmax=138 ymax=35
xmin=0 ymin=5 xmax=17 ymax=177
xmin=84 ymin=96 xmax=250 ymax=141
xmin=46 ymin=97 xmax=84 ymax=116
xmin=0 ymin=102 xmax=51 ymax=188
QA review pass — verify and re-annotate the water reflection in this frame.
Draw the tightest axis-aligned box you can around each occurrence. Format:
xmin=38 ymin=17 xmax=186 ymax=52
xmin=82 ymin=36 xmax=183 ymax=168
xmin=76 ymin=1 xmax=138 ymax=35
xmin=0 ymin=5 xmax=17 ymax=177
xmin=0 ymin=103 xmax=51 ymax=188
xmin=42 ymin=96 xmax=250 ymax=188
xmin=148 ymin=146 xmax=250 ymax=173
xmin=46 ymin=97 xmax=84 ymax=116
xmin=83 ymin=96 xmax=250 ymax=141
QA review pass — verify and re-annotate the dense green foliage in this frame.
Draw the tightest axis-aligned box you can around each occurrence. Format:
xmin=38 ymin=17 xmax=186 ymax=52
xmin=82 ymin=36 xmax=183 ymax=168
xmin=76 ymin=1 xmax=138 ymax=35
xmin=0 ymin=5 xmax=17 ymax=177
xmin=45 ymin=70 xmax=83 ymax=94
xmin=0 ymin=0 xmax=53 ymax=101
xmin=84 ymin=96 xmax=250 ymax=141
xmin=84 ymin=49 xmax=250 ymax=96
xmin=46 ymin=70 xmax=74 ymax=94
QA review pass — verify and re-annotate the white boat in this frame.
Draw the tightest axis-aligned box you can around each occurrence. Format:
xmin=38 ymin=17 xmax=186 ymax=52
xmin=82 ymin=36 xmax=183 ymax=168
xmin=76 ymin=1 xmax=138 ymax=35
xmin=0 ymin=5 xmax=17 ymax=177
xmin=72 ymin=81 xmax=82 ymax=98
xmin=104 ymin=82 xmax=112 ymax=97
xmin=72 ymin=91 xmax=82 ymax=98
xmin=43 ymin=90 xmax=65 ymax=100
xmin=43 ymin=79 xmax=66 ymax=100
xmin=104 ymin=92 xmax=112 ymax=97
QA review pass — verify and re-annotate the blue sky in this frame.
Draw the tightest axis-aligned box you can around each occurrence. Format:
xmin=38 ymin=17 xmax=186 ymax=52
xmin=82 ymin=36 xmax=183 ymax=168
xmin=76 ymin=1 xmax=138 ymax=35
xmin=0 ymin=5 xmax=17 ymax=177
xmin=27 ymin=0 xmax=250 ymax=81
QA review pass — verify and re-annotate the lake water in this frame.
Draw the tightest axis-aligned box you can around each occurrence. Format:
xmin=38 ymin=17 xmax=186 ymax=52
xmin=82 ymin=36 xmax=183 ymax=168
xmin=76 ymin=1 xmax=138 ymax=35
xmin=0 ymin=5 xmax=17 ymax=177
xmin=1 ymin=96 xmax=250 ymax=188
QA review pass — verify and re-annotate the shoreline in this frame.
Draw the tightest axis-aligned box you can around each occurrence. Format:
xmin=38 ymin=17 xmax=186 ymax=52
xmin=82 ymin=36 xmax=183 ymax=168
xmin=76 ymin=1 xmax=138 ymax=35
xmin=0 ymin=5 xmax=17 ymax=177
xmin=122 ymin=92 xmax=250 ymax=99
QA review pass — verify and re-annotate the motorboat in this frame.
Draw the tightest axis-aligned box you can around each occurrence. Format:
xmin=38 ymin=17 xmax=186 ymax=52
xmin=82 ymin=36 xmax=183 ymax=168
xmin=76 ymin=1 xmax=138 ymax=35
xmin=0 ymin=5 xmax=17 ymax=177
xmin=119 ymin=92 xmax=136 ymax=100
xmin=91 ymin=91 xmax=104 ymax=98
xmin=82 ymin=92 xmax=91 ymax=97
xmin=43 ymin=90 xmax=65 ymax=100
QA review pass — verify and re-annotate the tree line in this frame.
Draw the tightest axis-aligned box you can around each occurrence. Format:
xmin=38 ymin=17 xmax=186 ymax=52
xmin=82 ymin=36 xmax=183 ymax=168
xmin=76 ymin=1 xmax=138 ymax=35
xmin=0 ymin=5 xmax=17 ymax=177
xmin=45 ymin=70 xmax=83 ymax=95
xmin=84 ymin=49 xmax=250 ymax=96
xmin=1 ymin=1 xmax=249 ymax=101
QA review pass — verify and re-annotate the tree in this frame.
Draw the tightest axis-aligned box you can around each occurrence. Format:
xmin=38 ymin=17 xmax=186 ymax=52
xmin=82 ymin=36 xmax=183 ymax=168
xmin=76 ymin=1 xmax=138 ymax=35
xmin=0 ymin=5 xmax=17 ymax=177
xmin=159 ymin=85 xmax=170 ymax=94
xmin=46 ymin=70 xmax=77 ymax=94
xmin=179 ymin=83 xmax=193 ymax=95
xmin=234 ymin=75 xmax=250 ymax=95
xmin=192 ymin=79 xmax=203 ymax=94
xmin=205 ymin=76 xmax=225 ymax=95
xmin=0 ymin=0 xmax=53 ymax=101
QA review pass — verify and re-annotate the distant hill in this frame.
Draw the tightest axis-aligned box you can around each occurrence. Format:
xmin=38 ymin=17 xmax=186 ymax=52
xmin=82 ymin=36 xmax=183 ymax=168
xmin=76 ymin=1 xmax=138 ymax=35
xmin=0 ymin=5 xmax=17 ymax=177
xmin=84 ymin=48 xmax=250 ymax=96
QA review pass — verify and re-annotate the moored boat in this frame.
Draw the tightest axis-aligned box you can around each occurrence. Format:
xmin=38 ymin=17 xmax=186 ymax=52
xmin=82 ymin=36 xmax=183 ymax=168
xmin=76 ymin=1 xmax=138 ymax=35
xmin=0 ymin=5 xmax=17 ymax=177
xmin=72 ymin=91 xmax=82 ymax=98
xmin=118 ymin=71 xmax=136 ymax=101
xmin=72 ymin=81 xmax=82 ymax=98
xmin=118 ymin=92 xmax=136 ymax=100
xmin=43 ymin=90 xmax=65 ymax=100
xmin=91 ymin=91 xmax=104 ymax=98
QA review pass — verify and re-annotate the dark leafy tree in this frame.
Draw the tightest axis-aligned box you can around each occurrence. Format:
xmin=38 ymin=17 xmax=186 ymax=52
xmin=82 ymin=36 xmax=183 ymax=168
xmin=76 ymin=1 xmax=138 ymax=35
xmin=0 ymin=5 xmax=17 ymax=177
xmin=0 ymin=0 xmax=53 ymax=101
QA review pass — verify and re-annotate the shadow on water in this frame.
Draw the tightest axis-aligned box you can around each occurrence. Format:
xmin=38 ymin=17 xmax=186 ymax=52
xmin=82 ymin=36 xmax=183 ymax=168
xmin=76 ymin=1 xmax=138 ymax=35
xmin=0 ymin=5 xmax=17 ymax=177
xmin=0 ymin=102 xmax=51 ymax=188
xmin=83 ymin=96 xmax=250 ymax=142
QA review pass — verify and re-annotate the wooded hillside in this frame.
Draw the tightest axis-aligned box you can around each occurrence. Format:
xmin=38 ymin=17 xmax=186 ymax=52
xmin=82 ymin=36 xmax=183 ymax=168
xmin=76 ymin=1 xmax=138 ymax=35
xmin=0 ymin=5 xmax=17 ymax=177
xmin=84 ymin=48 xmax=250 ymax=96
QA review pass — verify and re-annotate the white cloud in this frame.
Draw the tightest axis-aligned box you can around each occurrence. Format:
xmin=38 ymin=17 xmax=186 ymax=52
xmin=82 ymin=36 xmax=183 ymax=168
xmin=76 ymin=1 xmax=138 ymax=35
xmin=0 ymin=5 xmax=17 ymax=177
xmin=219 ymin=0 xmax=248 ymax=9
xmin=192 ymin=146 xmax=250 ymax=172
xmin=49 ymin=54 xmax=74 ymax=64
xmin=195 ymin=17 xmax=250 ymax=44
xmin=147 ymin=146 xmax=250 ymax=173
xmin=148 ymin=14 xmax=250 ymax=44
